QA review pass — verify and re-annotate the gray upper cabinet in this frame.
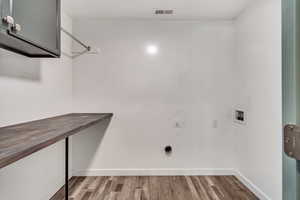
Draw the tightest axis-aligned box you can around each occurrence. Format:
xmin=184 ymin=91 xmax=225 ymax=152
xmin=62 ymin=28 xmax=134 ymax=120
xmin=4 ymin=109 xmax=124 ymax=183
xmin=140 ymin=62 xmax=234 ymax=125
xmin=0 ymin=0 xmax=60 ymax=57
xmin=0 ymin=0 xmax=11 ymax=31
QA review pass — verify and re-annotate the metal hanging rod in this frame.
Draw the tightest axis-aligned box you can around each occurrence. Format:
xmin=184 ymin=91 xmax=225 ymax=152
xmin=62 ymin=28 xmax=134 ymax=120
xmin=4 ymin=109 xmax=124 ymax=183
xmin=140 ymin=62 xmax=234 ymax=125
xmin=61 ymin=27 xmax=98 ymax=59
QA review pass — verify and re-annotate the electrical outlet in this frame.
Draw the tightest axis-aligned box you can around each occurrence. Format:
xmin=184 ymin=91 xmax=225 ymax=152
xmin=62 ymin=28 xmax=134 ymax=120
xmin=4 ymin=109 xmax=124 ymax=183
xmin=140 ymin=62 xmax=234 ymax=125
xmin=175 ymin=122 xmax=181 ymax=128
xmin=213 ymin=120 xmax=218 ymax=128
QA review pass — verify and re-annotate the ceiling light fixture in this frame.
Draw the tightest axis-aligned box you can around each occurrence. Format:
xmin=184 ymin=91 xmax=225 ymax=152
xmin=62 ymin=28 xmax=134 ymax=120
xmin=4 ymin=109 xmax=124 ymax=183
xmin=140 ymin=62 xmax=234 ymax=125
xmin=146 ymin=45 xmax=158 ymax=55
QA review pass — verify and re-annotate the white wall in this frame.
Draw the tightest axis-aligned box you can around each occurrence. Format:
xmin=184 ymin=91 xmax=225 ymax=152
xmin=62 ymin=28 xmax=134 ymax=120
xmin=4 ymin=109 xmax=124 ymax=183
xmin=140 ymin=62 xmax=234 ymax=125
xmin=0 ymin=1 xmax=282 ymax=199
xmin=234 ymin=0 xmax=282 ymax=199
xmin=0 ymin=12 xmax=73 ymax=200
xmin=72 ymin=20 xmax=237 ymax=174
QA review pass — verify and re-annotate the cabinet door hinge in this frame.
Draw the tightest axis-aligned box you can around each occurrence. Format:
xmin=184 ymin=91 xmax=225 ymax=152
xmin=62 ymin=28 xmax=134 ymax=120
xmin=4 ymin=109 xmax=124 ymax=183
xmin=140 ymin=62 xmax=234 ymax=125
xmin=284 ymin=124 xmax=300 ymax=160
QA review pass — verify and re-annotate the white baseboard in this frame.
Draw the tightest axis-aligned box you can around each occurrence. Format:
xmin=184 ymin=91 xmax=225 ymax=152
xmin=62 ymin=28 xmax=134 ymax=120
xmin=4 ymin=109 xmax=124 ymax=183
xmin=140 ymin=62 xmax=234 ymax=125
xmin=234 ymin=171 xmax=271 ymax=200
xmin=73 ymin=168 xmax=236 ymax=176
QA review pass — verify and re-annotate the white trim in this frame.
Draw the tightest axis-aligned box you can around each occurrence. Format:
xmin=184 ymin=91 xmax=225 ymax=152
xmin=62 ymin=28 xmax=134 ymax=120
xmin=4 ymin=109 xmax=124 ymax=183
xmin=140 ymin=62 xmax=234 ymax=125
xmin=73 ymin=168 xmax=236 ymax=176
xmin=234 ymin=171 xmax=271 ymax=200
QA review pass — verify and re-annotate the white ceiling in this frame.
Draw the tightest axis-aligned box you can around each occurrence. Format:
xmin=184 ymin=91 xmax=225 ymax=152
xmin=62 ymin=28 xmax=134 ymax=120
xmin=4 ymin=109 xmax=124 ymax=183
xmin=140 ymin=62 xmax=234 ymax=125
xmin=63 ymin=0 xmax=252 ymax=20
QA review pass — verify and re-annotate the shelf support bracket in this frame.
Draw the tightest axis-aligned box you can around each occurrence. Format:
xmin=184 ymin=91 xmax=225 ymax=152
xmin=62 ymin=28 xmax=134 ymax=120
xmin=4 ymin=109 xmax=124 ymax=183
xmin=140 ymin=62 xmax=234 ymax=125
xmin=65 ymin=137 xmax=69 ymax=199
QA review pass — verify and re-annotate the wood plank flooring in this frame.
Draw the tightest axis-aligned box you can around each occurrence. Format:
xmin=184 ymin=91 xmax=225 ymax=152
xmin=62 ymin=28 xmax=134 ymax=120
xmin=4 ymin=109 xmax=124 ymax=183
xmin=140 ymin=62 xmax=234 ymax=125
xmin=51 ymin=176 xmax=258 ymax=200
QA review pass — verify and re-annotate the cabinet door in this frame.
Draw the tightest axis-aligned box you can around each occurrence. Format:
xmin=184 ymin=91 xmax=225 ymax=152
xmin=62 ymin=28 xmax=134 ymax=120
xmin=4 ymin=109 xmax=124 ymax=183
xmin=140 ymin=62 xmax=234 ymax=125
xmin=9 ymin=0 xmax=60 ymax=55
xmin=0 ymin=0 xmax=12 ymax=30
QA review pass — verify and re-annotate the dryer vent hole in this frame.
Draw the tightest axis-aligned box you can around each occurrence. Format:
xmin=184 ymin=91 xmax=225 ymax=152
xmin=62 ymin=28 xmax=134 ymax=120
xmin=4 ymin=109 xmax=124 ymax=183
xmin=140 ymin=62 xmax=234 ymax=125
xmin=165 ymin=145 xmax=172 ymax=155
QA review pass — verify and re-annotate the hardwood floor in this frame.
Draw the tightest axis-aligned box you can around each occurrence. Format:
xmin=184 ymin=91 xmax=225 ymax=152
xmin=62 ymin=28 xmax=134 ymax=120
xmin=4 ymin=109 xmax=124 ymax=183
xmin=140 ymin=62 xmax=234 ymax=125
xmin=51 ymin=176 xmax=259 ymax=200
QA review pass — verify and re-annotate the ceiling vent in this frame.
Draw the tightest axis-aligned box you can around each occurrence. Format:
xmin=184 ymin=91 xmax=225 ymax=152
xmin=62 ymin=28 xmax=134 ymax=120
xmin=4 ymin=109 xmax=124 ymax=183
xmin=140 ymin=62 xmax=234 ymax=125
xmin=155 ymin=10 xmax=174 ymax=15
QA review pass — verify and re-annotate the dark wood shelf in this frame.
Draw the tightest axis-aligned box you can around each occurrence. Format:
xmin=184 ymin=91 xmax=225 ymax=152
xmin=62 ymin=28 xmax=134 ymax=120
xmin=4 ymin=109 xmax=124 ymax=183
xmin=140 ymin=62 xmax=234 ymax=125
xmin=0 ymin=113 xmax=113 ymax=169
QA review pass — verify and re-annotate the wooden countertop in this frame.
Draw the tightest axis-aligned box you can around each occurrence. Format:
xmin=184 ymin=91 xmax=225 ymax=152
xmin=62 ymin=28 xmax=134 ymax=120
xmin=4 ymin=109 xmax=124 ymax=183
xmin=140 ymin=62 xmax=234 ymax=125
xmin=0 ymin=113 xmax=113 ymax=169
